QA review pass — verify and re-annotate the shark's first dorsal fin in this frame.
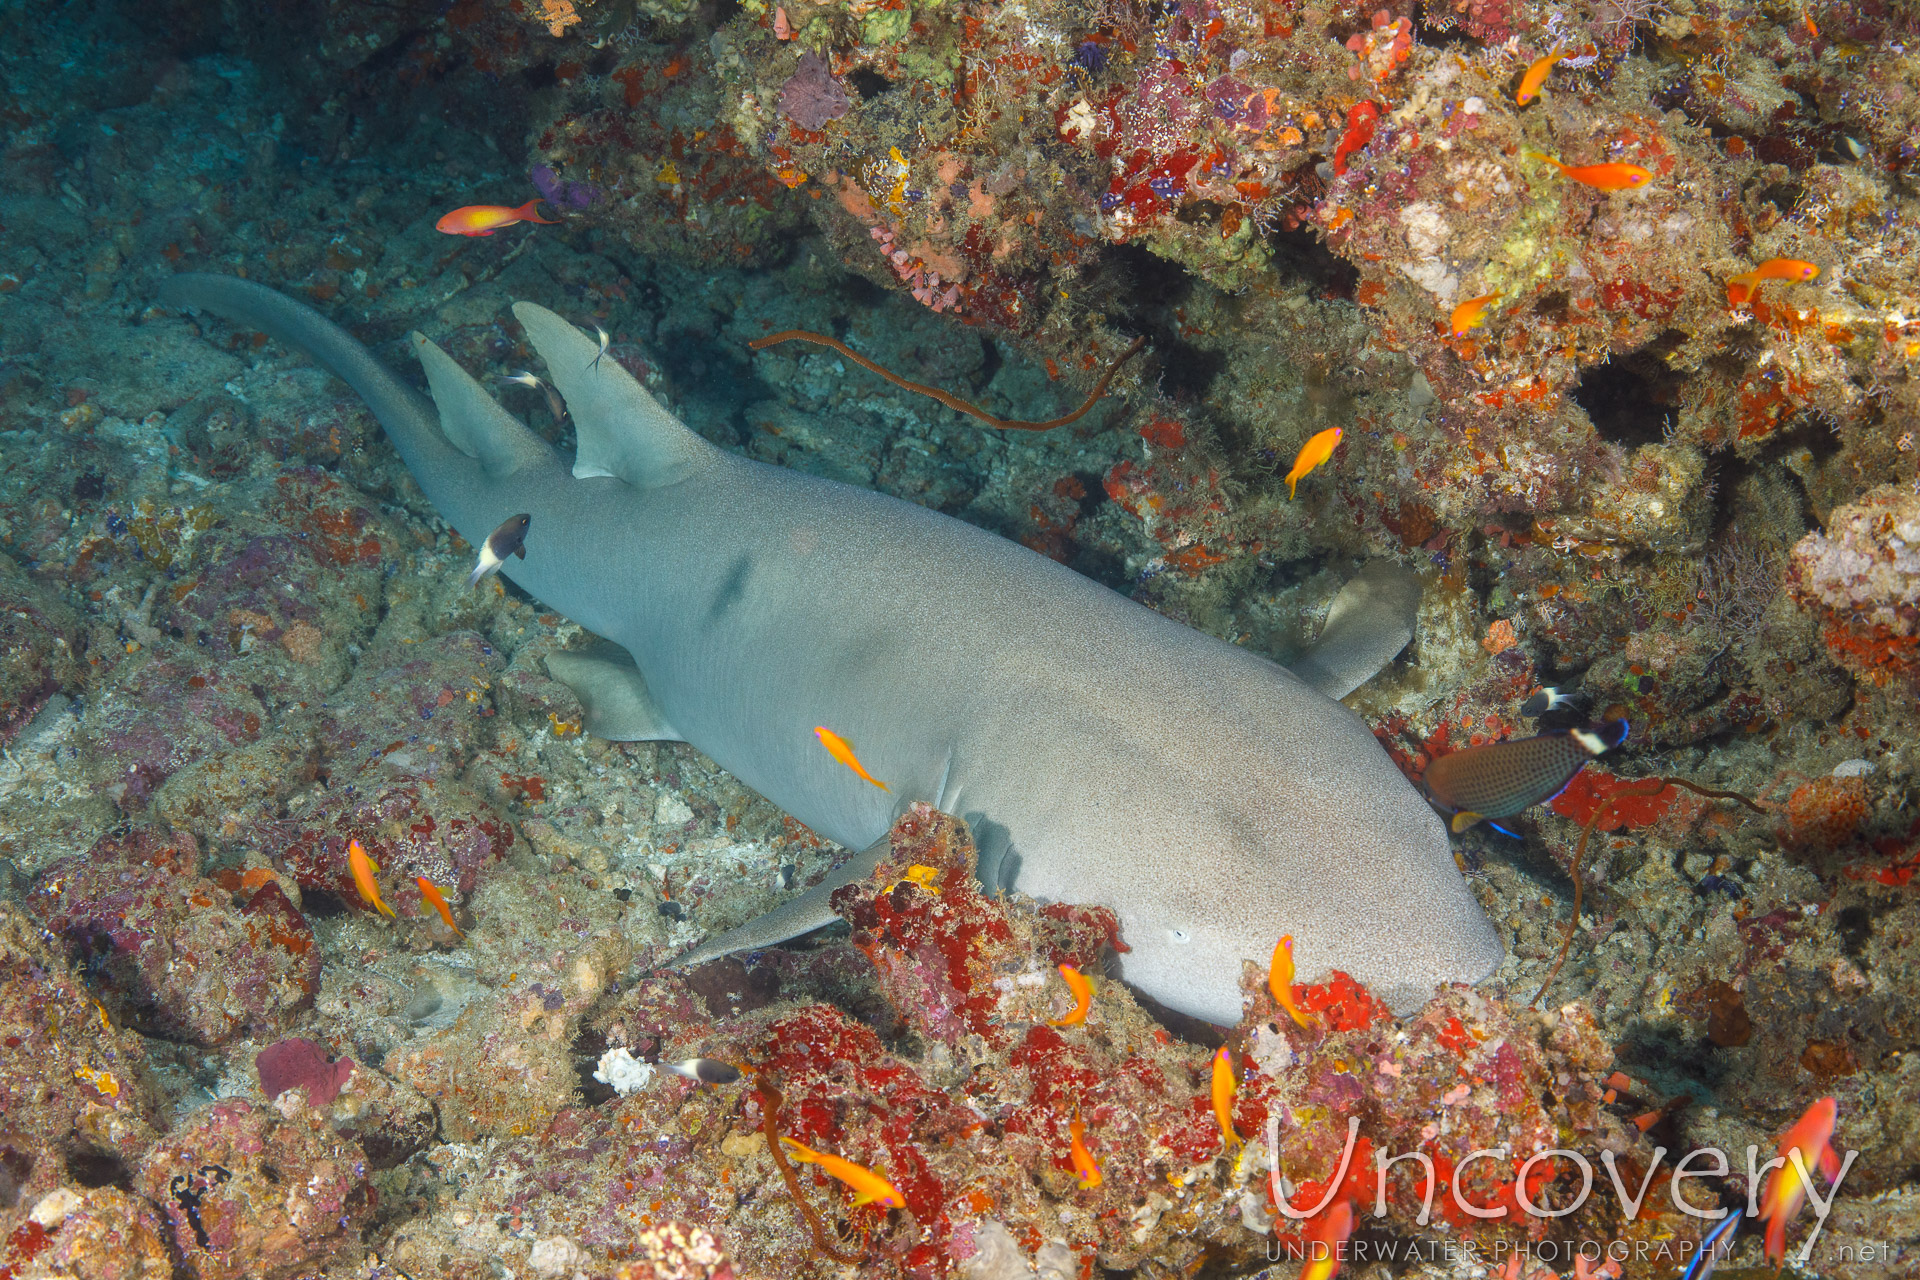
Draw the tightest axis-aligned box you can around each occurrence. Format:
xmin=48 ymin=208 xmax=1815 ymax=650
xmin=1290 ymin=560 xmax=1424 ymax=700
xmin=511 ymin=302 xmax=721 ymax=488
xmin=410 ymin=333 xmax=556 ymax=478
xmin=545 ymin=641 xmax=684 ymax=742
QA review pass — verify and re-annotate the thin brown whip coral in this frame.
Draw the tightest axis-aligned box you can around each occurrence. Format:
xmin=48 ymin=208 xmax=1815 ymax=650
xmin=755 ymin=1075 xmax=866 ymax=1265
xmin=747 ymin=331 xmax=1145 ymax=432
xmin=1529 ymin=778 xmax=1765 ymax=1009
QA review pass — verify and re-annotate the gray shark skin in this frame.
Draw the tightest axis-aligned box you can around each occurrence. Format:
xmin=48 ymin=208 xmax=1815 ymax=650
xmin=158 ymin=273 xmax=1503 ymax=1024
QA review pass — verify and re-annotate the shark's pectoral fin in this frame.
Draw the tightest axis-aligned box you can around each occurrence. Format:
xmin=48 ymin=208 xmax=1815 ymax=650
xmin=667 ymin=837 xmax=892 ymax=969
xmin=545 ymin=642 xmax=683 ymax=741
xmin=1290 ymin=560 xmax=1424 ymax=700
xmin=409 ymin=333 xmax=556 ymax=478
xmin=510 ymin=302 xmax=723 ymax=488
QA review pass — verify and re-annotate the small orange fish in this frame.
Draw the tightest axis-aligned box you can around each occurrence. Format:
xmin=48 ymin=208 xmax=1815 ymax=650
xmin=1210 ymin=1048 xmax=1239 ymax=1148
xmin=1514 ymin=51 xmax=1564 ymax=105
xmin=434 ymin=198 xmax=558 ymax=237
xmin=1300 ymin=1197 xmax=1356 ymax=1280
xmin=1049 ymin=963 xmax=1094 ymax=1027
xmin=1726 ymin=257 xmax=1820 ymax=307
xmin=1760 ymin=1096 xmax=1842 ymax=1263
xmin=780 ymin=1137 xmax=905 ymax=1208
xmin=1285 ymin=426 xmax=1342 ymax=500
xmin=415 ymin=877 xmax=465 ymax=938
xmin=815 ymin=726 xmax=890 ymax=791
xmin=347 ymin=839 xmax=395 ymax=919
xmin=1524 ymin=149 xmax=1654 ymax=191
xmin=1268 ymin=935 xmax=1309 ymax=1029
xmin=1449 ymin=293 xmax=1499 ymax=337
xmin=1068 ymin=1114 xmax=1102 ymax=1189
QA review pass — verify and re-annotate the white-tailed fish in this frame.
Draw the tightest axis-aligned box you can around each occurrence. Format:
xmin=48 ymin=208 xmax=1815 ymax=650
xmin=468 ymin=513 xmax=531 ymax=588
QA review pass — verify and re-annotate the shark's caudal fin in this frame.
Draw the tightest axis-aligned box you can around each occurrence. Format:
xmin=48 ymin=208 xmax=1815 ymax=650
xmin=157 ymin=273 xmax=465 ymax=478
xmin=511 ymin=302 xmax=722 ymax=488
xmin=667 ymin=836 xmax=893 ymax=970
xmin=1289 ymin=561 xmax=1424 ymax=700
xmin=544 ymin=641 xmax=683 ymax=741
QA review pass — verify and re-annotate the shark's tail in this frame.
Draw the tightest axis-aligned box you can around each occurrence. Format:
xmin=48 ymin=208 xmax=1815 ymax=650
xmin=156 ymin=273 xmax=465 ymax=478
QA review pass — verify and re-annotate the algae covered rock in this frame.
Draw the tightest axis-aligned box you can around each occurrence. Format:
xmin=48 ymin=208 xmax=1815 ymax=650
xmin=29 ymin=827 xmax=321 ymax=1046
xmin=0 ymin=550 xmax=83 ymax=745
xmin=133 ymin=1099 xmax=373 ymax=1280
xmin=1791 ymin=481 xmax=1920 ymax=687
xmin=0 ymin=905 xmax=166 ymax=1207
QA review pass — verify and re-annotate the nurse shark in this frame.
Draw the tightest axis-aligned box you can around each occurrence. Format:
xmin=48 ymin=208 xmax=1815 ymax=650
xmin=158 ymin=274 xmax=1503 ymax=1023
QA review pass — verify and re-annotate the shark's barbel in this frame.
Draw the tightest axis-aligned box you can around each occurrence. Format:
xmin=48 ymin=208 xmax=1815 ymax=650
xmin=157 ymin=273 xmax=1503 ymax=1023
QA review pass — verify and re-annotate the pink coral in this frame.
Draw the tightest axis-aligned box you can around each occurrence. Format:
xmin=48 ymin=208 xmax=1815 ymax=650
xmin=778 ymin=53 xmax=850 ymax=130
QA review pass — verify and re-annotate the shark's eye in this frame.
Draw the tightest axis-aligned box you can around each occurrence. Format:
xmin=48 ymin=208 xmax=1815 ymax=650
xmin=1168 ymin=929 xmax=1193 ymax=945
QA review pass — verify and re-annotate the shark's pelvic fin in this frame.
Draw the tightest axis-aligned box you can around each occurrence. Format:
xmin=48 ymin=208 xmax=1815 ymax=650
xmin=1290 ymin=560 xmax=1424 ymax=700
xmin=668 ymin=836 xmax=892 ymax=969
xmin=410 ymin=332 xmax=556 ymax=478
xmin=545 ymin=641 xmax=684 ymax=741
xmin=510 ymin=302 xmax=722 ymax=488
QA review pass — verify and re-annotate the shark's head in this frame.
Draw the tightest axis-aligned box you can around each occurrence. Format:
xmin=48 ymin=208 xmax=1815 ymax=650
xmin=1004 ymin=689 xmax=1506 ymax=1028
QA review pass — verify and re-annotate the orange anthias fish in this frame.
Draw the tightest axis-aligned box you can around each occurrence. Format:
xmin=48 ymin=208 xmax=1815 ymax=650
xmin=1726 ymin=257 xmax=1820 ymax=307
xmin=434 ymin=198 xmax=559 ymax=237
xmin=1514 ymin=51 xmax=1565 ymax=105
xmin=415 ymin=878 xmax=465 ymax=938
xmin=815 ymin=726 xmax=890 ymax=791
xmin=1049 ymin=963 xmax=1094 ymax=1027
xmin=1300 ymin=1198 xmax=1357 ymax=1280
xmin=780 ymin=1137 xmax=905 ymax=1208
xmin=1760 ymin=1096 xmax=1842 ymax=1263
xmin=347 ymin=839 xmax=395 ymax=919
xmin=1268 ymin=935 xmax=1309 ymax=1029
xmin=1068 ymin=1115 xmax=1102 ymax=1189
xmin=1449 ymin=293 xmax=1498 ymax=337
xmin=1523 ymin=149 xmax=1655 ymax=191
xmin=1285 ymin=427 xmax=1342 ymax=500
xmin=1211 ymin=1048 xmax=1239 ymax=1148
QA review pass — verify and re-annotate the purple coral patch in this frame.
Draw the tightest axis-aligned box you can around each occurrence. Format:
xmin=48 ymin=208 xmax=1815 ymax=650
xmin=530 ymin=163 xmax=603 ymax=209
xmin=256 ymin=1038 xmax=355 ymax=1105
xmin=778 ymin=53 xmax=851 ymax=130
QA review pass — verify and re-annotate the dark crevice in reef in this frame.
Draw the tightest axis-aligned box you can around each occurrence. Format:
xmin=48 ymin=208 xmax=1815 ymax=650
xmin=1098 ymin=244 xmax=1225 ymax=404
xmin=1266 ymin=224 xmax=1359 ymax=301
xmin=65 ymin=1146 xmax=134 ymax=1192
xmin=1573 ymin=341 xmax=1691 ymax=448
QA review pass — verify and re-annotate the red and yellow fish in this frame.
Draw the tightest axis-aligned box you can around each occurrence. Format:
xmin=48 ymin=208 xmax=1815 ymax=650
xmin=1268 ymin=935 xmax=1309 ymax=1029
xmin=1726 ymin=257 xmax=1819 ymax=307
xmin=1049 ymin=963 xmax=1094 ymax=1027
xmin=1211 ymin=1048 xmax=1239 ymax=1148
xmin=435 ymin=199 xmax=558 ymax=237
xmin=415 ymin=878 xmax=465 ymax=938
xmin=1300 ymin=1197 xmax=1356 ymax=1280
xmin=815 ymin=726 xmax=889 ymax=791
xmin=347 ymin=839 xmax=395 ymax=919
xmin=1523 ymin=149 xmax=1654 ymax=191
xmin=1285 ymin=427 xmax=1342 ymax=500
xmin=1449 ymin=293 xmax=1498 ymax=338
xmin=1068 ymin=1114 xmax=1102 ymax=1189
xmin=1760 ymin=1096 xmax=1842 ymax=1263
xmin=780 ymin=1137 xmax=905 ymax=1208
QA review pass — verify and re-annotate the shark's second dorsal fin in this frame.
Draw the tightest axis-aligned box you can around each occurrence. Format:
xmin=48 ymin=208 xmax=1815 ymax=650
xmin=1291 ymin=560 xmax=1424 ymax=700
xmin=511 ymin=302 xmax=720 ymax=488
xmin=545 ymin=641 xmax=684 ymax=742
xmin=410 ymin=333 xmax=556 ymax=478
